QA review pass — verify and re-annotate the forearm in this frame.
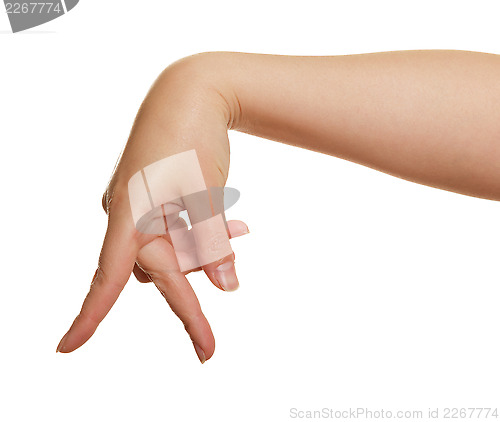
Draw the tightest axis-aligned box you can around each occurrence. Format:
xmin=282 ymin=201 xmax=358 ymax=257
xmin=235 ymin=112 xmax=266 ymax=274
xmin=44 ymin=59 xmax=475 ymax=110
xmin=111 ymin=50 xmax=500 ymax=203
xmin=210 ymin=50 xmax=500 ymax=200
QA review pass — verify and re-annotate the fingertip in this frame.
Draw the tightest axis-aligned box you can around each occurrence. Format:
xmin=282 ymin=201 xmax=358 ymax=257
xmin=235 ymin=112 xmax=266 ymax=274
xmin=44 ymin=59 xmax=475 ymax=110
xmin=186 ymin=317 xmax=215 ymax=364
xmin=214 ymin=261 xmax=239 ymax=292
xmin=56 ymin=331 xmax=77 ymax=353
xmin=56 ymin=331 xmax=69 ymax=353
xmin=56 ymin=313 xmax=99 ymax=354
xmin=227 ymin=220 xmax=250 ymax=238
xmin=193 ymin=342 xmax=206 ymax=364
xmin=202 ymin=337 xmax=216 ymax=363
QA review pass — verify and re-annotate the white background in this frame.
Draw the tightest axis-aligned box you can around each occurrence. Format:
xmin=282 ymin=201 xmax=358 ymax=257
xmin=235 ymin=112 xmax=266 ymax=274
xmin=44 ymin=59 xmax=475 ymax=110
xmin=1 ymin=1 xmax=499 ymax=421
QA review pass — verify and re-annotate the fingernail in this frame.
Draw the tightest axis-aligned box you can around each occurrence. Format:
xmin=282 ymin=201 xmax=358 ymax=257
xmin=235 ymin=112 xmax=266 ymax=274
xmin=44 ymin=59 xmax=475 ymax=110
xmin=232 ymin=222 xmax=250 ymax=237
xmin=237 ymin=223 xmax=250 ymax=236
xmin=193 ymin=342 xmax=206 ymax=364
xmin=237 ymin=225 xmax=250 ymax=236
xmin=56 ymin=331 xmax=69 ymax=353
xmin=214 ymin=261 xmax=239 ymax=292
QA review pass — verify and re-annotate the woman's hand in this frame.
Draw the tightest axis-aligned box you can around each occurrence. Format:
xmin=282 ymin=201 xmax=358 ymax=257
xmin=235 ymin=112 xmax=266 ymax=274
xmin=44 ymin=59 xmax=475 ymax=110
xmin=56 ymin=54 xmax=248 ymax=363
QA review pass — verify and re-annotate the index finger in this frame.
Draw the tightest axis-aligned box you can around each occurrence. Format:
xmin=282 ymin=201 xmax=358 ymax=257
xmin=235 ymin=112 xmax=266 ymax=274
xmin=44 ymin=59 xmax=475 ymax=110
xmin=56 ymin=205 xmax=140 ymax=353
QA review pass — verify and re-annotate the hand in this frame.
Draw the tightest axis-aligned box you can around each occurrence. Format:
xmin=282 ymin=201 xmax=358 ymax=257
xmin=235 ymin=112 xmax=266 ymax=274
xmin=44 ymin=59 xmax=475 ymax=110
xmin=56 ymin=55 xmax=249 ymax=363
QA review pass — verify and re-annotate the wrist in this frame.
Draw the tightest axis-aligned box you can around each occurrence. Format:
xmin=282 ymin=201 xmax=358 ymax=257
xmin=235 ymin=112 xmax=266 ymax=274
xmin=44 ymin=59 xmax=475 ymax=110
xmin=106 ymin=52 xmax=238 ymax=209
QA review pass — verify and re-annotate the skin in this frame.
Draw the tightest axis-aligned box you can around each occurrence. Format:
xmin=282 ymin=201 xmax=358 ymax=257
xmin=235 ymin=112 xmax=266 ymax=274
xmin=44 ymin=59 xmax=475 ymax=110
xmin=57 ymin=50 xmax=500 ymax=363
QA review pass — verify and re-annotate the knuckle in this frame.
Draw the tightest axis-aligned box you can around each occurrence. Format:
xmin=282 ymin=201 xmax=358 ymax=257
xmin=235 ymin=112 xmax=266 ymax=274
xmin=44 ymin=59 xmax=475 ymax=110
xmin=79 ymin=310 xmax=101 ymax=326
xmin=183 ymin=311 xmax=205 ymax=333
